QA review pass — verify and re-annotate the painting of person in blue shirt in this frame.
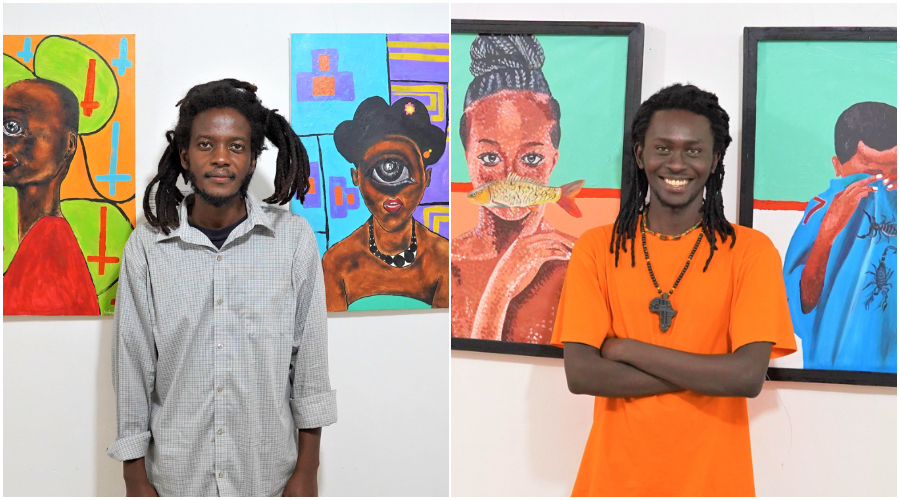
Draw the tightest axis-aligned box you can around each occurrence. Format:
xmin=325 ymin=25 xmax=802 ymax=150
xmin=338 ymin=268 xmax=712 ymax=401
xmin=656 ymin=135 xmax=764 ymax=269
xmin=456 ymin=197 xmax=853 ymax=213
xmin=784 ymin=101 xmax=897 ymax=373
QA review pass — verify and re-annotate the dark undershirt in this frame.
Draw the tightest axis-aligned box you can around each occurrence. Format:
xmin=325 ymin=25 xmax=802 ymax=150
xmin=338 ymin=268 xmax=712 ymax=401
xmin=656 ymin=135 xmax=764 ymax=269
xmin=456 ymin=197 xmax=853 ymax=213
xmin=189 ymin=215 xmax=248 ymax=250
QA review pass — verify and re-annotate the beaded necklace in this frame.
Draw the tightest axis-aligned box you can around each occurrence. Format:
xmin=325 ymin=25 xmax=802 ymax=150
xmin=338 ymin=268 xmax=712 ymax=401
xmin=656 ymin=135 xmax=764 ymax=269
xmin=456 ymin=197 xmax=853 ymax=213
xmin=640 ymin=213 xmax=703 ymax=332
xmin=368 ymin=218 xmax=417 ymax=269
xmin=641 ymin=211 xmax=702 ymax=240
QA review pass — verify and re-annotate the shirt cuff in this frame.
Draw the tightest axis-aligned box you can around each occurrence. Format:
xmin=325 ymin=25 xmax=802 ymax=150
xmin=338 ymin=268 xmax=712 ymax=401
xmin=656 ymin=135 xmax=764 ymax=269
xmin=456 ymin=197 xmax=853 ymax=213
xmin=106 ymin=431 xmax=151 ymax=461
xmin=291 ymin=390 xmax=337 ymax=429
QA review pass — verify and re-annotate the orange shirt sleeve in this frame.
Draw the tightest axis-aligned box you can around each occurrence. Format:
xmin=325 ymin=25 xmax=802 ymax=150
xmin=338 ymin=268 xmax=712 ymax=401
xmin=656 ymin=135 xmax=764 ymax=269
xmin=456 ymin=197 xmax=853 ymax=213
xmin=729 ymin=231 xmax=798 ymax=359
xmin=551 ymin=228 xmax=611 ymax=350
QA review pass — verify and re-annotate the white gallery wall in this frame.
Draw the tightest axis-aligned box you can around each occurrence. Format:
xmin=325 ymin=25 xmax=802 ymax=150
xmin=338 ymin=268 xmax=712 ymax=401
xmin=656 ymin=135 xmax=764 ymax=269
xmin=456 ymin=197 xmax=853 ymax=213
xmin=450 ymin=3 xmax=898 ymax=497
xmin=2 ymin=3 xmax=449 ymax=496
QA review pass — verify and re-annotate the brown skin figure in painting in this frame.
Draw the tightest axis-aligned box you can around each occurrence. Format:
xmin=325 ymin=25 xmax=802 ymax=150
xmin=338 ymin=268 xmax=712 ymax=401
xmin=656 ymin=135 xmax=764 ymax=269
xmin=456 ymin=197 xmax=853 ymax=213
xmin=322 ymin=135 xmax=449 ymax=309
xmin=564 ymin=106 xmax=773 ymax=399
xmin=799 ymin=142 xmax=897 ymax=313
xmin=123 ymin=106 xmax=321 ymax=497
xmin=452 ymin=90 xmax=575 ymax=343
xmin=324 ymin=96 xmax=449 ymax=311
xmin=3 ymin=79 xmax=78 ymax=242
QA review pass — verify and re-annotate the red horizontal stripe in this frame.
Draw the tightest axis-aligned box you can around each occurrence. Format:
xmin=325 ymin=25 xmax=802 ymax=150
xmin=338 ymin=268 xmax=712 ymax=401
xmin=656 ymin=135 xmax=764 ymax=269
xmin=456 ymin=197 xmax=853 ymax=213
xmin=753 ymin=199 xmax=808 ymax=211
xmin=450 ymin=182 xmax=619 ymax=198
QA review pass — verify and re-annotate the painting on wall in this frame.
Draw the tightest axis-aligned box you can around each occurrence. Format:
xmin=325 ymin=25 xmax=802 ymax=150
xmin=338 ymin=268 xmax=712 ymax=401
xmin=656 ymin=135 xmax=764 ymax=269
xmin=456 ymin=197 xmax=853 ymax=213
xmin=3 ymin=34 xmax=136 ymax=316
xmin=740 ymin=27 xmax=897 ymax=386
xmin=289 ymin=33 xmax=450 ymax=312
xmin=449 ymin=20 xmax=644 ymax=357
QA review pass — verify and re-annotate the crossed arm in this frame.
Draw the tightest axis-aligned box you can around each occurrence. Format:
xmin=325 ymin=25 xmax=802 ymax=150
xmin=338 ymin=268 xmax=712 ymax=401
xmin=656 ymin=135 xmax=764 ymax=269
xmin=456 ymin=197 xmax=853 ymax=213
xmin=563 ymin=339 xmax=773 ymax=399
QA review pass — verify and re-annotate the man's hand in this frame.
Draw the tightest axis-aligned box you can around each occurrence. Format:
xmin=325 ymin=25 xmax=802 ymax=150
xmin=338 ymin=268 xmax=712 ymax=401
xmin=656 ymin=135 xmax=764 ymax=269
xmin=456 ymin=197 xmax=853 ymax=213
xmin=282 ymin=469 xmax=317 ymax=497
xmin=800 ymin=174 xmax=880 ymax=313
xmin=819 ymin=175 xmax=880 ymax=238
xmin=123 ymin=458 xmax=158 ymax=497
xmin=284 ymin=427 xmax=322 ymax=497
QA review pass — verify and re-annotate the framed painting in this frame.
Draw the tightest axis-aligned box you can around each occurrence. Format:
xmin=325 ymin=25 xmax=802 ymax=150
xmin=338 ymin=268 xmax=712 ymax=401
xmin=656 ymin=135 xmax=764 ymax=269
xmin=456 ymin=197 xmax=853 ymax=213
xmin=450 ymin=20 xmax=644 ymax=357
xmin=3 ymin=34 xmax=136 ymax=316
xmin=740 ymin=27 xmax=897 ymax=386
xmin=289 ymin=33 xmax=450 ymax=312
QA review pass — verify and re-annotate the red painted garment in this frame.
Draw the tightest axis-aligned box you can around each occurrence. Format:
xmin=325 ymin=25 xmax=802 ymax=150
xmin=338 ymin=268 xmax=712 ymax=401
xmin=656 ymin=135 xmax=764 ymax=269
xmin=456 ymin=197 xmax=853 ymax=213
xmin=4 ymin=216 xmax=99 ymax=315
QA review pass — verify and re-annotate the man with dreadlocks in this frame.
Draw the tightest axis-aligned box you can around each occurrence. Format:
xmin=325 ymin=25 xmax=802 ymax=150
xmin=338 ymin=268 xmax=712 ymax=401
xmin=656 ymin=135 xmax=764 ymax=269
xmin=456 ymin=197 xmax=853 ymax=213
xmin=551 ymin=84 xmax=796 ymax=496
xmin=106 ymin=79 xmax=336 ymax=496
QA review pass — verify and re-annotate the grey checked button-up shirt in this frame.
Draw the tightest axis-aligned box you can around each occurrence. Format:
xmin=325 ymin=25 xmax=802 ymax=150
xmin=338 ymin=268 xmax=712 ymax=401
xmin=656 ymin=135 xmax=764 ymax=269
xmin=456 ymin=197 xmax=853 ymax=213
xmin=107 ymin=196 xmax=337 ymax=496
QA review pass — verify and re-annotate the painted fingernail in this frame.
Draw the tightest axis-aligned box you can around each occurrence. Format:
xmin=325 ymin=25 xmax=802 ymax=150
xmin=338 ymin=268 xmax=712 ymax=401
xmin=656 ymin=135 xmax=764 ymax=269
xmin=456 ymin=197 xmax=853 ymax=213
xmin=876 ymin=174 xmax=883 ymax=179
xmin=889 ymin=184 xmax=895 ymax=190
xmin=884 ymin=178 xmax=890 ymax=184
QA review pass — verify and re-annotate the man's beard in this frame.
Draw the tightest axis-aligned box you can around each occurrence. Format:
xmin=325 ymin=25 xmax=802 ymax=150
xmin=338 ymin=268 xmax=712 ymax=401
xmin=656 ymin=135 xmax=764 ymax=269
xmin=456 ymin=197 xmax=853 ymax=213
xmin=187 ymin=169 xmax=254 ymax=208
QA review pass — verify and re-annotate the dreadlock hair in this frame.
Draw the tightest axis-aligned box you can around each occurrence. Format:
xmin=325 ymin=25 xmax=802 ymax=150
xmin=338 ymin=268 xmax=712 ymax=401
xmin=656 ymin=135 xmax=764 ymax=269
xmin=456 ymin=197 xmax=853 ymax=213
xmin=610 ymin=83 xmax=735 ymax=272
xmin=144 ymin=78 xmax=310 ymax=234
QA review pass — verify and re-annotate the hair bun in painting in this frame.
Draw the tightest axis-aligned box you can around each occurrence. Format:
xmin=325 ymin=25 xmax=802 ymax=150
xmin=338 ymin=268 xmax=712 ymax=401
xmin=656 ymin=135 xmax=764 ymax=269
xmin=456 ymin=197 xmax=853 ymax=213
xmin=333 ymin=96 xmax=447 ymax=168
xmin=464 ymin=34 xmax=552 ymax=109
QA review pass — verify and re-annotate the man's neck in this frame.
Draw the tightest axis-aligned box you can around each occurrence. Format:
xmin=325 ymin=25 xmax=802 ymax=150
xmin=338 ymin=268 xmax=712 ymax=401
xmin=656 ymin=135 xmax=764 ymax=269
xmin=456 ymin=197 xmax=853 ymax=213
xmin=644 ymin=200 xmax=703 ymax=236
xmin=187 ymin=194 xmax=248 ymax=230
xmin=17 ymin=181 xmax=63 ymax=242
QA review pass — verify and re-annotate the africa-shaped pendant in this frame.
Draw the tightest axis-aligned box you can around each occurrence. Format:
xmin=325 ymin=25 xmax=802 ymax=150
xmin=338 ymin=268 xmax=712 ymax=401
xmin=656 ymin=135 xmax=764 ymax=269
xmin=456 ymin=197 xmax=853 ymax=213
xmin=649 ymin=293 xmax=677 ymax=332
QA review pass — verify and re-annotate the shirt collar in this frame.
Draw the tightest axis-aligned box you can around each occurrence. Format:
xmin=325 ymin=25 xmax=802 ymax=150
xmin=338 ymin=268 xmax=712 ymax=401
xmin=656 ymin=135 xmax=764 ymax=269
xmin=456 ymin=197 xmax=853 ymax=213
xmin=156 ymin=194 xmax=275 ymax=243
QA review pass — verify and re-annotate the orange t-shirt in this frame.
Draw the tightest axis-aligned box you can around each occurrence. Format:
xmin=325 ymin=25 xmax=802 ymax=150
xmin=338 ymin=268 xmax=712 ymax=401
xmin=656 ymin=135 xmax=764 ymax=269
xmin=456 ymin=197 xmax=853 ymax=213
xmin=551 ymin=222 xmax=797 ymax=497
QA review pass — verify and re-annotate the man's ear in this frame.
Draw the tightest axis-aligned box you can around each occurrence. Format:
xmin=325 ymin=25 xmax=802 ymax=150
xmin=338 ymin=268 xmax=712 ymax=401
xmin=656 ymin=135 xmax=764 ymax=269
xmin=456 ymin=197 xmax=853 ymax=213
xmin=633 ymin=143 xmax=644 ymax=170
xmin=350 ymin=167 xmax=359 ymax=186
xmin=180 ymin=149 xmax=189 ymax=170
xmin=249 ymin=154 xmax=257 ymax=175
xmin=832 ymin=156 xmax=842 ymax=177
xmin=424 ymin=167 xmax=432 ymax=188
xmin=65 ymin=131 xmax=78 ymax=163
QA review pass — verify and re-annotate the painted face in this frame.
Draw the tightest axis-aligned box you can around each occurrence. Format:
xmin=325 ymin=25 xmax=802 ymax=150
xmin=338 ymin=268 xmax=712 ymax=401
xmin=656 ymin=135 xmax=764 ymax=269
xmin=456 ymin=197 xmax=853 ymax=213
xmin=635 ymin=109 xmax=719 ymax=212
xmin=833 ymin=141 xmax=897 ymax=179
xmin=464 ymin=90 xmax=559 ymax=221
xmin=352 ymin=135 xmax=430 ymax=233
xmin=180 ymin=107 xmax=256 ymax=207
xmin=3 ymin=80 xmax=77 ymax=187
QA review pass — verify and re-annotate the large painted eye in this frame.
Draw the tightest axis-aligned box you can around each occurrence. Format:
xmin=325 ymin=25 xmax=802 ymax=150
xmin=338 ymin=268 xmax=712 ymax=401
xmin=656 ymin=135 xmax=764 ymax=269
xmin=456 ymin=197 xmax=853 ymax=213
xmin=369 ymin=157 xmax=415 ymax=187
xmin=521 ymin=153 xmax=544 ymax=167
xmin=477 ymin=152 xmax=501 ymax=166
xmin=3 ymin=118 xmax=24 ymax=137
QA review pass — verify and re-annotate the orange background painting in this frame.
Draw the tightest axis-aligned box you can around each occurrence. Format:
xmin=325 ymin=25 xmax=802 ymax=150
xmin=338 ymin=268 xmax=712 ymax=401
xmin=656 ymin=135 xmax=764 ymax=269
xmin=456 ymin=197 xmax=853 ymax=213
xmin=4 ymin=34 xmax=136 ymax=226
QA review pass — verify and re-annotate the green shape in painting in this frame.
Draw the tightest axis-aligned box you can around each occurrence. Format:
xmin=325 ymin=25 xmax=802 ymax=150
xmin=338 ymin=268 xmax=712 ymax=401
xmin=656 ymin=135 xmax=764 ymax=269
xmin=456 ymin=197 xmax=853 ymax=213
xmin=33 ymin=36 xmax=119 ymax=135
xmin=348 ymin=294 xmax=431 ymax=311
xmin=3 ymin=186 xmax=20 ymax=273
xmin=3 ymin=53 xmax=36 ymax=88
xmin=450 ymin=33 xmax=629 ymax=190
xmin=754 ymin=40 xmax=897 ymax=202
xmin=61 ymin=200 xmax=133 ymax=295
xmin=98 ymin=280 xmax=118 ymax=316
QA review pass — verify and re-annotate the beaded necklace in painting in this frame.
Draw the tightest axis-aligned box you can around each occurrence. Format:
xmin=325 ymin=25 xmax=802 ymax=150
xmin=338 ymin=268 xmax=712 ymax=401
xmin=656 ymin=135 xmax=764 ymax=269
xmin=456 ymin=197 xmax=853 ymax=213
xmin=368 ymin=218 xmax=417 ymax=269
xmin=640 ymin=213 xmax=703 ymax=332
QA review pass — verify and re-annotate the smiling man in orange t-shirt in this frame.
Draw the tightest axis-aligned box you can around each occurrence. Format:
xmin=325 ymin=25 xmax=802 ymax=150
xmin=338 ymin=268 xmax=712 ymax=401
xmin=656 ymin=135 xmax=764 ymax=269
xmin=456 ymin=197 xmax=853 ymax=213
xmin=551 ymin=84 xmax=797 ymax=496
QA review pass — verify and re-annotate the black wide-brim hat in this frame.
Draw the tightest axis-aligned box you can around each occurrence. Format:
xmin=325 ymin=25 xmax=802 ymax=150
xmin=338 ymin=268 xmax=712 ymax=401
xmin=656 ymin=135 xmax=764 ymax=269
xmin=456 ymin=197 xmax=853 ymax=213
xmin=333 ymin=96 xmax=446 ymax=168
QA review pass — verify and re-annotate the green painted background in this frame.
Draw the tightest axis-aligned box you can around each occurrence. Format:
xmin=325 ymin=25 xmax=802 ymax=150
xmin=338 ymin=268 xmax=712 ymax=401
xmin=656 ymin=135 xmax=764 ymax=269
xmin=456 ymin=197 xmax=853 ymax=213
xmin=754 ymin=40 xmax=897 ymax=202
xmin=450 ymin=33 xmax=629 ymax=188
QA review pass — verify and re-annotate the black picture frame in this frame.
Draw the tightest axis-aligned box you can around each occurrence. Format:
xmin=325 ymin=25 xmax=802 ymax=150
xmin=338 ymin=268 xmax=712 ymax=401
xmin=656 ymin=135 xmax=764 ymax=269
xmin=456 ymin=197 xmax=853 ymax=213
xmin=740 ymin=27 xmax=897 ymax=387
xmin=450 ymin=19 xmax=645 ymax=359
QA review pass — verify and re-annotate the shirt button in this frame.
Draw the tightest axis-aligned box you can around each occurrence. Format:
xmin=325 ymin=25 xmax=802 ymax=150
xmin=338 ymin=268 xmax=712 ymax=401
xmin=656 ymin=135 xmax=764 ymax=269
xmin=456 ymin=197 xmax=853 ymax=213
xmin=217 ymin=386 xmax=223 ymax=393
xmin=219 ymin=472 xmax=225 ymax=478
xmin=217 ymin=428 xmax=224 ymax=435
xmin=217 ymin=255 xmax=223 ymax=261
xmin=216 ymin=298 xmax=223 ymax=305
xmin=216 ymin=343 xmax=223 ymax=349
